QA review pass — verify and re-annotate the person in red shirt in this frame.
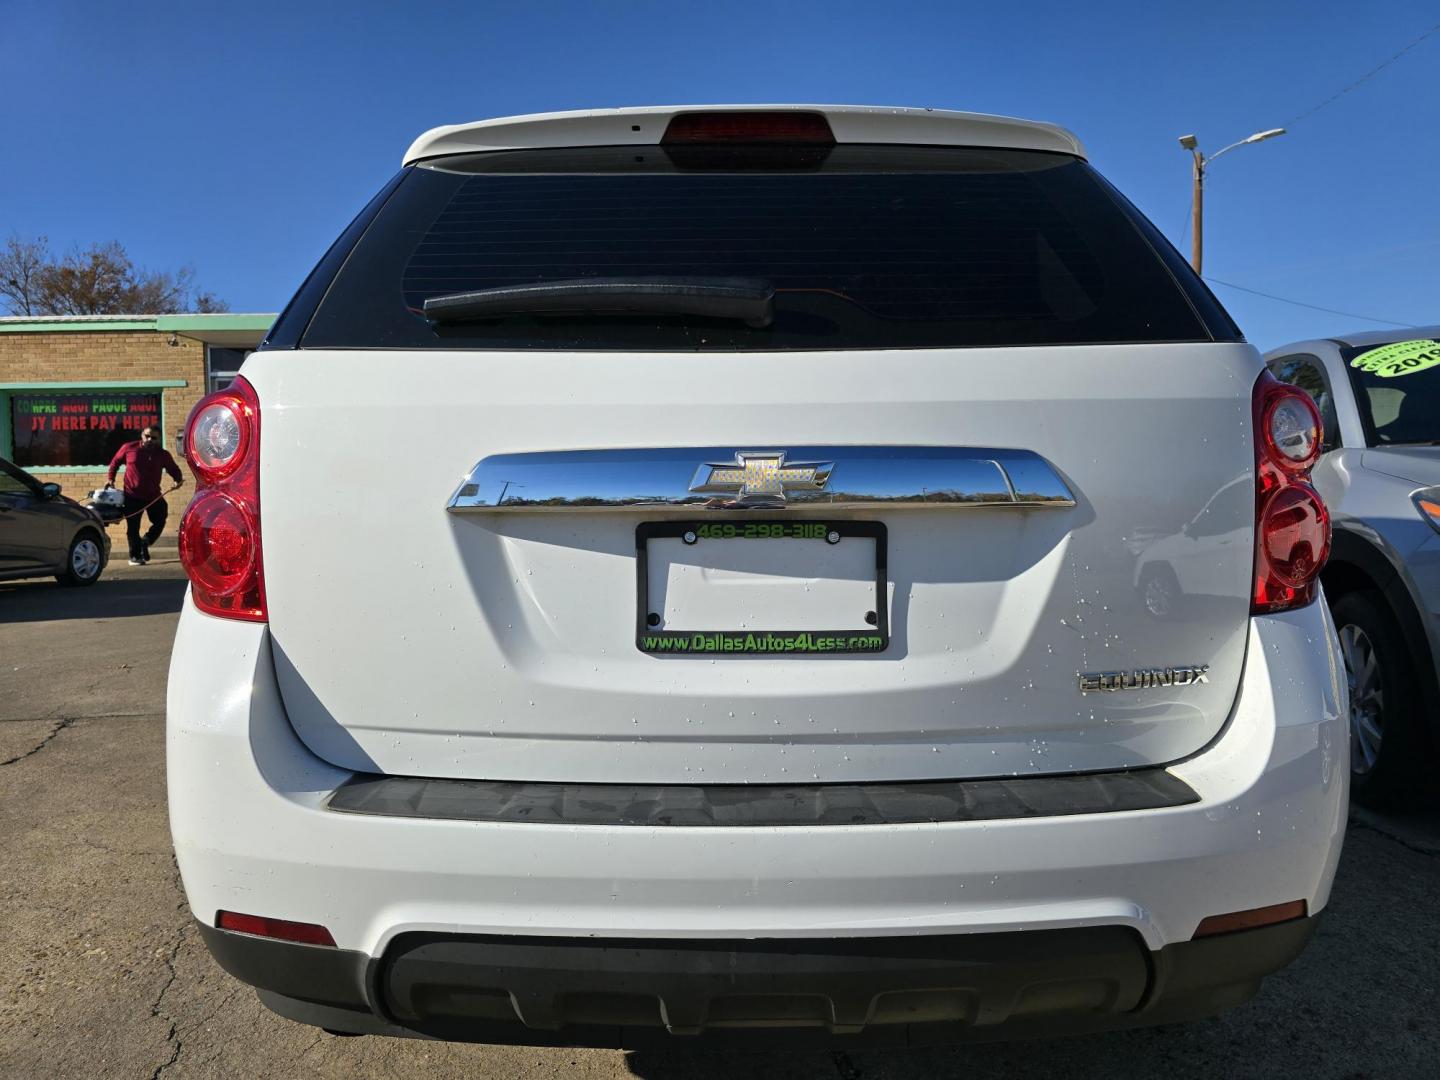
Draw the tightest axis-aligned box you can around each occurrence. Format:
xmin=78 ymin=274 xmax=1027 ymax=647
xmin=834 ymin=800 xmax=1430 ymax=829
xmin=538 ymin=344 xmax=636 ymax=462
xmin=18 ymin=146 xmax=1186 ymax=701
xmin=106 ymin=426 xmax=184 ymax=565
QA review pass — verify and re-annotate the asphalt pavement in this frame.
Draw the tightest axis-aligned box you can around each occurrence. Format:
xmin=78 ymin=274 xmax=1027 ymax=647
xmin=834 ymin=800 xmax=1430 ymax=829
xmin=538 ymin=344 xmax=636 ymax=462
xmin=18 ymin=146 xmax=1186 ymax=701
xmin=2 ymin=544 xmax=1438 ymax=1078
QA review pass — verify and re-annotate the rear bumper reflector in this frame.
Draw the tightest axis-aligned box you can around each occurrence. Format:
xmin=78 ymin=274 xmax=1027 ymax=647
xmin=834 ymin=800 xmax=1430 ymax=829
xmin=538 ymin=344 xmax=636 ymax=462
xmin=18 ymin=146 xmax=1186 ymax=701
xmin=324 ymin=768 xmax=1198 ymax=827
xmin=216 ymin=910 xmax=336 ymax=947
xmin=1192 ymin=900 xmax=1308 ymax=939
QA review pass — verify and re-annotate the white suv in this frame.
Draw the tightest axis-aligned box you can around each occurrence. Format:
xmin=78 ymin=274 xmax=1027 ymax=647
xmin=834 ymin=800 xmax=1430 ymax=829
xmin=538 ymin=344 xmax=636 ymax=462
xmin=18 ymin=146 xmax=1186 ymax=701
xmin=168 ymin=106 xmax=1346 ymax=1049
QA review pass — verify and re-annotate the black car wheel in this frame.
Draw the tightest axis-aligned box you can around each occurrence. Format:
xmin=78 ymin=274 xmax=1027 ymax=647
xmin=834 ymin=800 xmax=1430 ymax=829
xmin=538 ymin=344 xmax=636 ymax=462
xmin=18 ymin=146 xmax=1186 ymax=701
xmin=1332 ymin=590 xmax=1427 ymax=808
xmin=57 ymin=530 xmax=104 ymax=587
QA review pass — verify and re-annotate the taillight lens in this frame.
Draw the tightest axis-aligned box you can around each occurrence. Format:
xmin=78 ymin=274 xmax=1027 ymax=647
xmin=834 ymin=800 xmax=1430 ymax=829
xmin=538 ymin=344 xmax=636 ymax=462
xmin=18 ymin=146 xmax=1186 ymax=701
xmin=179 ymin=492 xmax=257 ymax=595
xmin=1259 ymin=486 xmax=1329 ymax=588
xmin=1252 ymin=372 xmax=1330 ymax=614
xmin=188 ymin=399 xmax=250 ymax=479
xmin=1261 ymin=390 xmax=1322 ymax=471
xmin=180 ymin=377 xmax=266 ymax=621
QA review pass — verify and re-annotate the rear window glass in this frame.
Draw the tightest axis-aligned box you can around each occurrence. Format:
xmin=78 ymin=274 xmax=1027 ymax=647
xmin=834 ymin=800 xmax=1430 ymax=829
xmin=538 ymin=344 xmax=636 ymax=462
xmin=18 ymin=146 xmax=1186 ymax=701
xmin=298 ymin=145 xmax=1224 ymax=351
xmin=1340 ymin=339 xmax=1440 ymax=446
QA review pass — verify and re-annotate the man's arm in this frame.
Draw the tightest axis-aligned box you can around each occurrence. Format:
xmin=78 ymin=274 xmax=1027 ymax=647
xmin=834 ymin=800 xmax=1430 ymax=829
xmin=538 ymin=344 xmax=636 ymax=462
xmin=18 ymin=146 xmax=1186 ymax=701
xmin=163 ymin=449 xmax=184 ymax=486
xmin=106 ymin=442 xmax=129 ymax=487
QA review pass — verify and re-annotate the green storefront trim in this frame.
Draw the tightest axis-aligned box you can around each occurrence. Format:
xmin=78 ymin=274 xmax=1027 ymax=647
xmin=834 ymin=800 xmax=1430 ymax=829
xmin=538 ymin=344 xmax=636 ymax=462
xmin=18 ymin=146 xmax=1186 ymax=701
xmin=0 ymin=319 xmax=158 ymax=334
xmin=0 ymin=314 xmax=273 ymax=335
xmin=0 ymin=380 xmax=189 ymax=390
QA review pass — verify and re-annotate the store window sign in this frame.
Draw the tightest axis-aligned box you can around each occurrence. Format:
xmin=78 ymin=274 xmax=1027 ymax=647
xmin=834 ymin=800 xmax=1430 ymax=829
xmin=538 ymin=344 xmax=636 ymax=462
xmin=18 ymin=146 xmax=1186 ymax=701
xmin=9 ymin=392 xmax=162 ymax=468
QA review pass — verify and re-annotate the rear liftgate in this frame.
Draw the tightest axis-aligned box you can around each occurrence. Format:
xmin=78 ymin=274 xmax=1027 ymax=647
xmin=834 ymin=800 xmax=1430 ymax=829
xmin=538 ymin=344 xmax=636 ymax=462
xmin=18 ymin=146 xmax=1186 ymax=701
xmin=449 ymin=443 xmax=1076 ymax=659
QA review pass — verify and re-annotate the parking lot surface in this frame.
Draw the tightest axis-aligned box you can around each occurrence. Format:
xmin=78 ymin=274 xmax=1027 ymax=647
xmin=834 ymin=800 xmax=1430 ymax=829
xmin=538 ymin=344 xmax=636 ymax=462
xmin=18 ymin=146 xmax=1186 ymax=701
xmin=3 ymin=548 xmax=1439 ymax=1079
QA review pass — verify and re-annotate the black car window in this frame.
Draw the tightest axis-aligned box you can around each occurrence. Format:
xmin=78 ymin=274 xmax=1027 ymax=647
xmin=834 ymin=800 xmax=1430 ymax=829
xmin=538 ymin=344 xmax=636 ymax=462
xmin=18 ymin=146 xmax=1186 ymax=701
xmin=0 ymin=459 xmax=40 ymax=497
xmin=292 ymin=145 xmax=1235 ymax=352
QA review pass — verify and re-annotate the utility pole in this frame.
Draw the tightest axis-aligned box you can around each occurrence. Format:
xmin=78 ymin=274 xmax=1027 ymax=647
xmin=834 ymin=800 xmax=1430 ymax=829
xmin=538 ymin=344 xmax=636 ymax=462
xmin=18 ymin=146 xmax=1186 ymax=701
xmin=1184 ymin=137 xmax=1205 ymax=273
xmin=1177 ymin=128 xmax=1286 ymax=275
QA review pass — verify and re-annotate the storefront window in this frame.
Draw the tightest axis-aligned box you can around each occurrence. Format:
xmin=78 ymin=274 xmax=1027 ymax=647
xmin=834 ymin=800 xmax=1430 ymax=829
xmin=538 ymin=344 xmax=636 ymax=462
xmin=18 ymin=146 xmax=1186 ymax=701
xmin=206 ymin=347 xmax=251 ymax=392
xmin=9 ymin=391 xmax=162 ymax=468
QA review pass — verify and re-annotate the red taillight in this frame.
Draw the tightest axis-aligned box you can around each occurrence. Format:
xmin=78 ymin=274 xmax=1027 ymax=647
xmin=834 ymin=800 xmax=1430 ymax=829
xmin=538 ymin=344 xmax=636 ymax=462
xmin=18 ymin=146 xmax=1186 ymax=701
xmin=216 ymin=910 xmax=336 ymax=947
xmin=1259 ymin=486 xmax=1329 ymax=587
xmin=180 ymin=492 xmax=258 ymax=594
xmin=180 ymin=376 xmax=266 ymax=621
xmin=662 ymin=111 xmax=835 ymax=145
xmin=1252 ymin=372 xmax=1330 ymax=615
xmin=188 ymin=397 xmax=252 ymax=481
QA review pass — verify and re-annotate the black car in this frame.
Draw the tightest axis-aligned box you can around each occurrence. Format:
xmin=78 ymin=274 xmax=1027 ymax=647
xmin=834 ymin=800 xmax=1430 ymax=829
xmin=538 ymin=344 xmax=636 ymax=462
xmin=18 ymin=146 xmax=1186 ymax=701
xmin=0 ymin=457 xmax=111 ymax=586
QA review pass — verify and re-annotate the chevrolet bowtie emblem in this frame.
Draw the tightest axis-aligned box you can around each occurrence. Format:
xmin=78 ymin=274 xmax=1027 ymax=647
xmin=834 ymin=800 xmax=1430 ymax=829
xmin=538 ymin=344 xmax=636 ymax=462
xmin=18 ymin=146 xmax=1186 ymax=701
xmin=689 ymin=451 xmax=834 ymax=506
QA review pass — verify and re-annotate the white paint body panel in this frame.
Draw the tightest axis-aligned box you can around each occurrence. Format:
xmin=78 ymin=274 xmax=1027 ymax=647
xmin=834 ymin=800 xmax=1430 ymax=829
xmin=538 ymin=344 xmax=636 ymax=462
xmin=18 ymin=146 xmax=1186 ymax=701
xmin=167 ymin=593 xmax=1347 ymax=954
xmin=403 ymin=105 xmax=1085 ymax=165
xmin=243 ymin=343 xmax=1263 ymax=784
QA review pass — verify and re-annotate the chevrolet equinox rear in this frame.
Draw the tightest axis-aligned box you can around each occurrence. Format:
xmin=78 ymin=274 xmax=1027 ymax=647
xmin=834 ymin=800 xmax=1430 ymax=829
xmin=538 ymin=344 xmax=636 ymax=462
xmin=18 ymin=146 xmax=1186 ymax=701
xmin=168 ymin=106 xmax=1346 ymax=1048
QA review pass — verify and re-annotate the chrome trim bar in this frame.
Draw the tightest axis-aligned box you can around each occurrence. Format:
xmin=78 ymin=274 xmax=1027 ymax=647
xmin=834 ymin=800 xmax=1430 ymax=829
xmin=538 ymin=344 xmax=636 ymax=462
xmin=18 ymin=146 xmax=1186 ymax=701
xmin=447 ymin=447 xmax=1075 ymax=513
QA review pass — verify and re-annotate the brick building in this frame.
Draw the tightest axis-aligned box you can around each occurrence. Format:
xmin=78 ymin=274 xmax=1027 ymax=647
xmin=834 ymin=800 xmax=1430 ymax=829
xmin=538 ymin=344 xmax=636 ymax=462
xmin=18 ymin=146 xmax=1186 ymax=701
xmin=0 ymin=314 xmax=274 ymax=514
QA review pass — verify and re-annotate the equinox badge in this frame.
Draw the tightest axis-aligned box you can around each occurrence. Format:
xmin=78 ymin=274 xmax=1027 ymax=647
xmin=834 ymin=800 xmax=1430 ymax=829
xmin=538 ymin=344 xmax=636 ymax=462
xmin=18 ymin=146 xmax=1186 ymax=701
xmin=1079 ymin=666 xmax=1210 ymax=693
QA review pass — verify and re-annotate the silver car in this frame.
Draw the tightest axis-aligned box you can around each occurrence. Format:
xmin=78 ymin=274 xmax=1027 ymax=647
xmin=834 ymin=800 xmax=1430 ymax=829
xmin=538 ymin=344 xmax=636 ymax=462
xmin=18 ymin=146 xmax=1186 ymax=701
xmin=1267 ymin=329 xmax=1440 ymax=806
xmin=0 ymin=456 xmax=111 ymax=586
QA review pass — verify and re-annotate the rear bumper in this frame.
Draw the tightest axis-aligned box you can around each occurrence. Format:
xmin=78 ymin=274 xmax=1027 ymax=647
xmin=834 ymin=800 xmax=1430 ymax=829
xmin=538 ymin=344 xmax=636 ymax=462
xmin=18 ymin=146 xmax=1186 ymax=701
xmin=168 ymin=593 xmax=1346 ymax=1040
xmin=197 ymin=917 xmax=1316 ymax=1047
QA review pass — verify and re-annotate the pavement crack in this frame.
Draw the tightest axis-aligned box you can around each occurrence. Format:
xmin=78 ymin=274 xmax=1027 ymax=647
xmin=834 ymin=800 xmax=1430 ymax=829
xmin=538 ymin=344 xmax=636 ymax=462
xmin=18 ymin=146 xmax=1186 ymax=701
xmin=0 ymin=710 xmax=160 ymax=725
xmin=186 ymin=984 xmax=243 ymax=1033
xmin=0 ymin=717 xmax=73 ymax=766
xmin=150 ymin=1037 xmax=181 ymax=1080
xmin=149 ymin=857 xmax=191 ymax=1080
xmin=1349 ymin=817 xmax=1440 ymax=860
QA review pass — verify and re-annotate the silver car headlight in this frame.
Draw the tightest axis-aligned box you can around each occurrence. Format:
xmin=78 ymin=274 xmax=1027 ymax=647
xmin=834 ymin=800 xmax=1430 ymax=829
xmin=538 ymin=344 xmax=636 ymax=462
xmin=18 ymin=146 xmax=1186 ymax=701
xmin=1412 ymin=486 xmax=1440 ymax=535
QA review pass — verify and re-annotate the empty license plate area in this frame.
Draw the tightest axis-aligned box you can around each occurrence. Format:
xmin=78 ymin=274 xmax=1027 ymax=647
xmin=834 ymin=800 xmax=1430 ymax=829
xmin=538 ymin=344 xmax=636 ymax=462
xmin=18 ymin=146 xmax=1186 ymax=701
xmin=636 ymin=521 xmax=888 ymax=655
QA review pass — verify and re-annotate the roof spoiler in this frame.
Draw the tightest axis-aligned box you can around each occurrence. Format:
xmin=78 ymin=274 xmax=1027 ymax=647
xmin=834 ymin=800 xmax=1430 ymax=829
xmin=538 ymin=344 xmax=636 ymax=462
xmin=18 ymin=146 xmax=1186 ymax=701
xmin=402 ymin=105 xmax=1085 ymax=166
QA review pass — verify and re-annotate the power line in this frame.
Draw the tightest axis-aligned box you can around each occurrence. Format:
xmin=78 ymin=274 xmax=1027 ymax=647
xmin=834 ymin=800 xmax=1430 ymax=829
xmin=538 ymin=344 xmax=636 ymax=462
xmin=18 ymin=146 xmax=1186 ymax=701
xmin=1176 ymin=23 xmax=1439 ymax=325
xmin=1285 ymin=20 xmax=1440 ymax=127
xmin=1204 ymin=277 xmax=1418 ymax=328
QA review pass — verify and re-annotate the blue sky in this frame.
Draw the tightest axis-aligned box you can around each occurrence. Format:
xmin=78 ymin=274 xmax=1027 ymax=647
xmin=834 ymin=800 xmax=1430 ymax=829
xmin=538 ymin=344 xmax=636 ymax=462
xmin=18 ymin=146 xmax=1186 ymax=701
xmin=2 ymin=0 xmax=1434 ymax=350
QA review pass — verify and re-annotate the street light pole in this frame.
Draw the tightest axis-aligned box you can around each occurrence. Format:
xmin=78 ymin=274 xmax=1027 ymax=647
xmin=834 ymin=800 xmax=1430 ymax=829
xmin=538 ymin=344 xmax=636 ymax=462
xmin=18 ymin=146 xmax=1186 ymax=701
xmin=1176 ymin=128 xmax=1286 ymax=275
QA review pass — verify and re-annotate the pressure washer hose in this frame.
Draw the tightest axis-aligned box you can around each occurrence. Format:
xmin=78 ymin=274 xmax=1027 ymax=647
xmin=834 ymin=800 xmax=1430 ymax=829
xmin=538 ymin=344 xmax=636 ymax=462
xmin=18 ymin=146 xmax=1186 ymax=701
xmin=108 ymin=482 xmax=183 ymax=523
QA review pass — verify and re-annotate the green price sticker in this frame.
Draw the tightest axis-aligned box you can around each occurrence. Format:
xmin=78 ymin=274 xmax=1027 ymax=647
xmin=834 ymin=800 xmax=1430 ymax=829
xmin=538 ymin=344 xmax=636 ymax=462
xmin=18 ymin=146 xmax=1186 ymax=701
xmin=1350 ymin=339 xmax=1440 ymax=379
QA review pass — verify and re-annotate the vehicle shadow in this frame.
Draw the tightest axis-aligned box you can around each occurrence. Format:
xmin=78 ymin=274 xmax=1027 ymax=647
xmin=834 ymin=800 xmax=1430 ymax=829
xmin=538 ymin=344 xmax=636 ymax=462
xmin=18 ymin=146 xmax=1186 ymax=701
xmin=0 ymin=574 xmax=187 ymax=624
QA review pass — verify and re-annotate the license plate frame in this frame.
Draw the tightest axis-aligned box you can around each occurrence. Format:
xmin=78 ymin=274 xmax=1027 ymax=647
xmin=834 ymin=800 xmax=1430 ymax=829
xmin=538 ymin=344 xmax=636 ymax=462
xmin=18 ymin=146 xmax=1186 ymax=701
xmin=635 ymin=520 xmax=888 ymax=656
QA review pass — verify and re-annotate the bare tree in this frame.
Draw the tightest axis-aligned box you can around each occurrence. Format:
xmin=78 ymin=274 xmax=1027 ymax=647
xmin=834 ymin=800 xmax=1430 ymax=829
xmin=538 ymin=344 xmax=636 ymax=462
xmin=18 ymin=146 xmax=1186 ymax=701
xmin=0 ymin=236 xmax=228 ymax=315
xmin=0 ymin=234 xmax=51 ymax=315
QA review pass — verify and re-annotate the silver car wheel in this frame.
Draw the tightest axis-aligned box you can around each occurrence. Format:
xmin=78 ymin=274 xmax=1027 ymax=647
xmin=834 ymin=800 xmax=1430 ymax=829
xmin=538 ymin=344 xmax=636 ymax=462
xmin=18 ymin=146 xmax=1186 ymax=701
xmin=1338 ymin=623 xmax=1383 ymax=775
xmin=71 ymin=537 xmax=102 ymax=581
